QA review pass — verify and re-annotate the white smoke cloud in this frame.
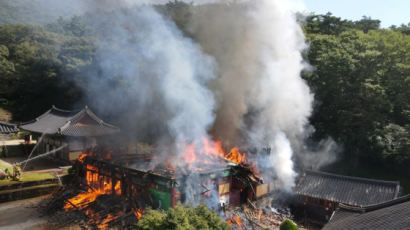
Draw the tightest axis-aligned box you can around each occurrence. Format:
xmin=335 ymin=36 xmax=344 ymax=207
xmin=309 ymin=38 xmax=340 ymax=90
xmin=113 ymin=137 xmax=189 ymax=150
xmin=29 ymin=0 xmax=336 ymax=192
xmin=81 ymin=0 xmax=318 ymax=191
xmin=246 ymin=0 xmax=312 ymax=190
xmin=184 ymin=0 xmax=313 ymax=190
xmin=269 ymin=132 xmax=296 ymax=190
xmin=79 ymin=5 xmax=216 ymax=151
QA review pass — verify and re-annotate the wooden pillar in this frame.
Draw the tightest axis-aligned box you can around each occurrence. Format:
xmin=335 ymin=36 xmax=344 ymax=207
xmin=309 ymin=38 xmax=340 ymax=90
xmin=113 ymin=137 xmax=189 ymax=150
xmin=171 ymin=185 xmax=176 ymax=208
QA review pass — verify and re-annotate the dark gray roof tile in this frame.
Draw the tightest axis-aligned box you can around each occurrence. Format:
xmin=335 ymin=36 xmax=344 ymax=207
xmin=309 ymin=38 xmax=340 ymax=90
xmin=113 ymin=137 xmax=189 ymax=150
xmin=294 ymin=170 xmax=401 ymax=206
xmin=0 ymin=121 xmax=19 ymax=134
xmin=323 ymin=195 xmax=410 ymax=230
xmin=20 ymin=106 xmax=119 ymax=137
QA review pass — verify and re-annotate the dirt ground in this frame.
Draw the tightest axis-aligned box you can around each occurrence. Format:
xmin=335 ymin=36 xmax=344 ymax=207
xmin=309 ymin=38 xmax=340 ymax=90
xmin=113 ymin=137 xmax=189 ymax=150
xmin=0 ymin=195 xmax=79 ymax=230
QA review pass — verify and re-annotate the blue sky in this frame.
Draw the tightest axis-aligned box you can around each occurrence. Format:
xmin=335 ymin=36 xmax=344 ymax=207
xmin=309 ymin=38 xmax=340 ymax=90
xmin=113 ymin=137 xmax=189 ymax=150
xmin=302 ymin=0 xmax=410 ymax=28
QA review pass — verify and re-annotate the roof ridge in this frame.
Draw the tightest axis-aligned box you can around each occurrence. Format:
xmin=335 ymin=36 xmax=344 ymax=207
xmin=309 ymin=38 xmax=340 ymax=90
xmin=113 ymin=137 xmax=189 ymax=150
xmin=83 ymin=106 xmax=103 ymax=124
xmin=20 ymin=105 xmax=119 ymax=136
xmin=305 ymin=170 xmax=400 ymax=186
xmin=68 ymin=107 xmax=87 ymax=124
xmin=34 ymin=107 xmax=54 ymax=121
xmin=338 ymin=194 xmax=410 ymax=213
xmin=50 ymin=105 xmax=76 ymax=113
xmin=59 ymin=120 xmax=72 ymax=133
xmin=83 ymin=106 xmax=120 ymax=129
xmin=0 ymin=121 xmax=17 ymax=126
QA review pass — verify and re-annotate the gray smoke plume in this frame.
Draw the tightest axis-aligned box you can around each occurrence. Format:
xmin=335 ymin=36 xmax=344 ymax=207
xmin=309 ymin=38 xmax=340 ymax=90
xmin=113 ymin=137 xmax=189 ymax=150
xmin=185 ymin=0 xmax=314 ymax=190
xmin=78 ymin=0 xmax=331 ymax=191
xmin=28 ymin=0 xmax=337 ymax=193
xmin=79 ymin=4 xmax=216 ymax=153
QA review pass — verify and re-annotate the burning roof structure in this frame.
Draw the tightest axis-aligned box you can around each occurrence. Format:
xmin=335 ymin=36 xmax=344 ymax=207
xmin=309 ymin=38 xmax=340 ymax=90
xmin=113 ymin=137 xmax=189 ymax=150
xmin=43 ymin=140 xmax=290 ymax=229
xmin=67 ymin=142 xmax=265 ymax=209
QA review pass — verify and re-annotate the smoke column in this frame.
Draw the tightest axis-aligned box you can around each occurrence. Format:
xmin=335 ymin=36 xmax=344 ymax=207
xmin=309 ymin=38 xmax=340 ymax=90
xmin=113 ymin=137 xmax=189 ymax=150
xmin=38 ymin=0 xmax=332 ymax=192
xmin=79 ymin=4 xmax=216 ymax=156
xmin=186 ymin=0 xmax=313 ymax=190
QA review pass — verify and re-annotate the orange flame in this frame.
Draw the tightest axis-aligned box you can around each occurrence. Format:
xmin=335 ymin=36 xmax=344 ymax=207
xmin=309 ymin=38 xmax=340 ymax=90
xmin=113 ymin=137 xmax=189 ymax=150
xmin=64 ymin=163 xmax=122 ymax=211
xmin=64 ymin=153 xmax=124 ymax=229
xmin=133 ymin=208 xmax=144 ymax=219
xmin=78 ymin=153 xmax=88 ymax=163
xmin=97 ymin=211 xmax=122 ymax=229
xmin=227 ymin=216 xmax=244 ymax=227
xmin=180 ymin=137 xmax=247 ymax=167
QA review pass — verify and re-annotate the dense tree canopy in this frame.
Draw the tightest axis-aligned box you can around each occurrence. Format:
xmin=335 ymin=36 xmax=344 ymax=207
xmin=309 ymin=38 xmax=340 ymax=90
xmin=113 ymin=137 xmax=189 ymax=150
xmin=303 ymin=14 xmax=410 ymax=179
xmin=0 ymin=20 xmax=94 ymax=120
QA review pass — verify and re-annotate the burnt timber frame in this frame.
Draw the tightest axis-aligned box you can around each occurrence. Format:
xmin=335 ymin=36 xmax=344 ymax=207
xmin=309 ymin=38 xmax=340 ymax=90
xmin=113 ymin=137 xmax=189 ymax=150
xmin=75 ymin=156 xmax=231 ymax=210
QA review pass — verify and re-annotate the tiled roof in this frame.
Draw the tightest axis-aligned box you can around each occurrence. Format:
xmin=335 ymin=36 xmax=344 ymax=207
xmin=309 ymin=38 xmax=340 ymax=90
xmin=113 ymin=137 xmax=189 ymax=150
xmin=0 ymin=121 xmax=19 ymax=134
xmin=323 ymin=195 xmax=410 ymax=230
xmin=294 ymin=170 xmax=401 ymax=206
xmin=20 ymin=106 xmax=119 ymax=137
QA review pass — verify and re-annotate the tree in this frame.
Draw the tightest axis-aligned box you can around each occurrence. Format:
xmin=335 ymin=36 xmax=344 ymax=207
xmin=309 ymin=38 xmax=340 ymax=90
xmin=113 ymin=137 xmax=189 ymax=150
xmin=137 ymin=205 xmax=231 ymax=230
xmin=0 ymin=23 xmax=93 ymax=120
xmin=355 ymin=16 xmax=381 ymax=33
xmin=304 ymin=12 xmax=355 ymax=35
xmin=391 ymin=23 xmax=410 ymax=35
xmin=304 ymin=20 xmax=410 ymax=173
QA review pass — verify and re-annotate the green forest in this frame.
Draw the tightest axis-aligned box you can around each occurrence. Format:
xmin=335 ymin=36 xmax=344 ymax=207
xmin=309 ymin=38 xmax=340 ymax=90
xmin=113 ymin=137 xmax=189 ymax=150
xmin=0 ymin=2 xmax=409 ymax=191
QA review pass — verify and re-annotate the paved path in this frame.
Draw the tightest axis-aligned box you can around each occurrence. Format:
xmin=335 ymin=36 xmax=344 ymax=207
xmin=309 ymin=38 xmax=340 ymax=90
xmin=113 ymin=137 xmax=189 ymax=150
xmin=0 ymin=195 xmax=79 ymax=230
xmin=0 ymin=195 xmax=49 ymax=230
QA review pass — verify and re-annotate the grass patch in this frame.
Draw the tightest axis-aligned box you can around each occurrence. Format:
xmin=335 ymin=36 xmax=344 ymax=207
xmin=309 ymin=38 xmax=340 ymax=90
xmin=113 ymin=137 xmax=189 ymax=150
xmin=0 ymin=172 xmax=55 ymax=185
xmin=0 ymin=158 xmax=56 ymax=185
xmin=20 ymin=172 xmax=55 ymax=181
xmin=0 ymin=159 xmax=12 ymax=171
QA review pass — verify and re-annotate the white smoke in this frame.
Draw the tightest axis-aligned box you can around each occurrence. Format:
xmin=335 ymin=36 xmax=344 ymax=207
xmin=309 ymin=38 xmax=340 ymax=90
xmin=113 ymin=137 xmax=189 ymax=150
xmin=79 ymin=5 xmax=216 ymax=152
xmin=246 ymin=0 xmax=312 ymax=190
xmin=82 ymin=0 xmax=315 ymax=191
xmin=31 ymin=0 xmax=334 ymax=192
xmin=185 ymin=0 xmax=313 ymax=190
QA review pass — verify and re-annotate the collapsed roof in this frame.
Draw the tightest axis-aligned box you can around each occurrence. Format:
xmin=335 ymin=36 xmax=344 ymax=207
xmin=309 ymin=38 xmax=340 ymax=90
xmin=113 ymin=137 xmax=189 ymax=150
xmin=294 ymin=170 xmax=401 ymax=206
xmin=20 ymin=106 xmax=119 ymax=137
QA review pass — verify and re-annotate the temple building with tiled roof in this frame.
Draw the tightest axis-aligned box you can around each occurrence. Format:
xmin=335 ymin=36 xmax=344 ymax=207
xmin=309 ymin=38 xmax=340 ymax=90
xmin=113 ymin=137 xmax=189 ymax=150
xmin=20 ymin=106 xmax=119 ymax=137
xmin=292 ymin=170 xmax=402 ymax=224
xmin=20 ymin=106 xmax=119 ymax=161
xmin=323 ymin=194 xmax=410 ymax=230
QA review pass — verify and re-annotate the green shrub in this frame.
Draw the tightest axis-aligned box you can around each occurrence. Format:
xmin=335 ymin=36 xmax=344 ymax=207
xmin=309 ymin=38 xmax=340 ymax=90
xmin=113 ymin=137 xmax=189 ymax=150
xmin=279 ymin=219 xmax=298 ymax=230
xmin=137 ymin=204 xmax=231 ymax=230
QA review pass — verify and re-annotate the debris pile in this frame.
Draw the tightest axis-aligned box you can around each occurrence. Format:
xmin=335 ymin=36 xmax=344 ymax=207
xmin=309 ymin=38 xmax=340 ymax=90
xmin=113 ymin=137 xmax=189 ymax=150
xmin=42 ymin=184 xmax=141 ymax=229
xmin=39 ymin=147 xmax=304 ymax=229
xmin=224 ymin=198 xmax=306 ymax=230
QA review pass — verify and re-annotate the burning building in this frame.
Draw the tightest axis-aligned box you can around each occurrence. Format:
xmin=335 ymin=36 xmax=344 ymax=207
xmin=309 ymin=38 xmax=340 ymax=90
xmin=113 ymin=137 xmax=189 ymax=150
xmin=66 ymin=139 xmax=272 ymax=211
xmin=31 ymin=0 xmax=321 ymax=229
xmin=51 ymin=138 xmax=288 ymax=229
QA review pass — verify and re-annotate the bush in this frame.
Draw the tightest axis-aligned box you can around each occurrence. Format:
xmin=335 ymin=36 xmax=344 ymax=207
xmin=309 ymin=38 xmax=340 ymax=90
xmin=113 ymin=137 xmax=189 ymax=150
xmin=137 ymin=204 xmax=231 ymax=230
xmin=280 ymin=219 xmax=298 ymax=230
